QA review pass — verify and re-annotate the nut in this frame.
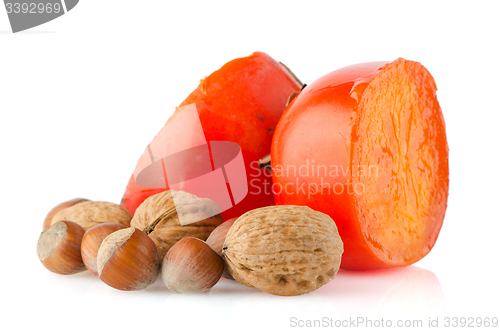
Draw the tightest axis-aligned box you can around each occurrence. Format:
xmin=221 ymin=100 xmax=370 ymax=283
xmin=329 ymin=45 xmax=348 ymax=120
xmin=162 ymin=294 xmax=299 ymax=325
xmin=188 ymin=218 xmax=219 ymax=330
xmin=43 ymin=198 xmax=88 ymax=230
xmin=50 ymin=201 xmax=132 ymax=231
xmin=206 ymin=217 xmax=237 ymax=256
xmin=161 ymin=237 xmax=223 ymax=293
xmin=97 ymin=227 xmax=160 ymax=291
xmin=206 ymin=217 xmax=237 ymax=280
xmin=223 ymin=205 xmax=344 ymax=296
xmin=81 ymin=223 xmax=127 ymax=276
xmin=131 ymin=190 xmax=223 ymax=260
xmin=37 ymin=220 xmax=87 ymax=275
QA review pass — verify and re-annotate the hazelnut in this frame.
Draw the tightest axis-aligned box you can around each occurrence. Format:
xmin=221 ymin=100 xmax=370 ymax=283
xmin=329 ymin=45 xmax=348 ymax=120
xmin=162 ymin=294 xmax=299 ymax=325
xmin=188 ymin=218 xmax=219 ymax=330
xmin=161 ymin=237 xmax=223 ymax=293
xmin=206 ymin=217 xmax=237 ymax=256
xmin=43 ymin=198 xmax=88 ymax=230
xmin=131 ymin=190 xmax=223 ymax=260
xmin=81 ymin=223 xmax=127 ymax=276
xmin=50 ymin=201 xmax=132 ymax=231
xmin=97 ymin=227 xmax=160 ymax=291
xmin=206 ymin=217 xmax=237 ymax=280
xmin=37 ymin=220 xmax=86 ymax=275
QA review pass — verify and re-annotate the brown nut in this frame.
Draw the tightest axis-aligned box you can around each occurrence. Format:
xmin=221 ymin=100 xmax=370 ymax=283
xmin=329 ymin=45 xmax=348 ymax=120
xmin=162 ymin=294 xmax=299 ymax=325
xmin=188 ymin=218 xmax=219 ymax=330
xmin=97 ymin=227 xmax=160 ymax=291
xmin=206 ymin=217 xmax=237 ymax=280
xmin=206 ymin=217 xmax=237 ymax=256
xmin=161 ymin=237 xmax=223 ymax=293
xmin=51 ymin=201 xmax=132 ymax=231
xmin=81 ymin=223 xmax=127 ymax=276
xmin=43 ymin=198 xmax=88 ymax=230
xmin=223 ymin=205 xmax=344 ymax=296
xmin=37 ymin=220 xmax=87 ymax=275
xmin=131 ymin=190 xmax=223 ymax=260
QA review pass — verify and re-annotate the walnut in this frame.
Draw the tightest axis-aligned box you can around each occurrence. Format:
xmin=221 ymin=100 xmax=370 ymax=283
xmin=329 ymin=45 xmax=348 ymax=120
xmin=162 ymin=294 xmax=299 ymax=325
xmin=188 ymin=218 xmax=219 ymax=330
xmin=130 ymin=190 xmax=223 ymax=260
xmin=223 ymin=205 xmax=343 ymax=296
xmin=50 ymin=201 xmax=132 ymax=231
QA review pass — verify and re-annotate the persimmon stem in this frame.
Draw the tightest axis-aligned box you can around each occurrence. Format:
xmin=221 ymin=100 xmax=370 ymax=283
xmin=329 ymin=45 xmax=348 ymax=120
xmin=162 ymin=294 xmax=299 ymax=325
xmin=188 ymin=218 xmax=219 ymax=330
xmin=279 ymin=62 xmax=304 ymax=87
xmin=259 ymin=154 xmax=272 ymax=175
xmin=286 ymin=91 xmax=301 ymax=107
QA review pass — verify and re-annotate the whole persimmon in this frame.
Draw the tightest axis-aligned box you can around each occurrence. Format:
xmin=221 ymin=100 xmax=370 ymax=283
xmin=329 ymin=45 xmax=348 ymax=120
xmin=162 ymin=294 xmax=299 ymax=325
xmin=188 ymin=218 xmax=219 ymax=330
xmin=271 ymin=58 xmax=449 ymax=270
xmin=121 ymin=52 xmax=302 ymax=221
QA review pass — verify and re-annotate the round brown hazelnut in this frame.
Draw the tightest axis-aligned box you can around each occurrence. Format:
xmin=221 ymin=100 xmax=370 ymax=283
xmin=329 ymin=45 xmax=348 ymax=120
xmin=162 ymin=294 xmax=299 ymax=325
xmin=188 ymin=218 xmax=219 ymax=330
xmin=206 ymin=217 xmax=237 ymax=280
xmin=206 ymin=217 xmax=237 ymax=256
xmin=37 ymin=220 xmax=87 ymax=275
xmin=161 ymin=237 xmax=223 ymax=293
xmin=97 ymin=227 xmax=160 ymax=291
xmin=81 ymin=223 xmax=127 ymax=276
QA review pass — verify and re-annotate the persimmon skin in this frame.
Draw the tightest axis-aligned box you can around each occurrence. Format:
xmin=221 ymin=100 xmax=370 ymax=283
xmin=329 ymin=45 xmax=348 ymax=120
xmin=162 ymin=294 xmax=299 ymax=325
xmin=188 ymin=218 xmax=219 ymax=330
xmin=121 ymin=52 xmax=302 ymax=220
xmin=271 ymin=59 xmax=449 ymax=270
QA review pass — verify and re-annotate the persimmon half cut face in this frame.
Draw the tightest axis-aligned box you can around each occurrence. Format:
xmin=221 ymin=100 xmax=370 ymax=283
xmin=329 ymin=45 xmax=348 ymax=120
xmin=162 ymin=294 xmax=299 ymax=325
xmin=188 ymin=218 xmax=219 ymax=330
xmin=271 ymin=58 xmax=449 ymax=270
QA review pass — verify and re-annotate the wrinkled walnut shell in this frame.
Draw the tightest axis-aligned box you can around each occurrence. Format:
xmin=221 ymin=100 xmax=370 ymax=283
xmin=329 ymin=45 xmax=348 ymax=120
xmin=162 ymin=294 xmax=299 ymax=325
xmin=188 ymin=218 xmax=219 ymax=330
xmin=130 ymin=190 xmax=223 ymax=260
xmin=223 ymin=205 xmax=343 ymax=296
xmin=51 ymin=201 xmax=132 ymax=231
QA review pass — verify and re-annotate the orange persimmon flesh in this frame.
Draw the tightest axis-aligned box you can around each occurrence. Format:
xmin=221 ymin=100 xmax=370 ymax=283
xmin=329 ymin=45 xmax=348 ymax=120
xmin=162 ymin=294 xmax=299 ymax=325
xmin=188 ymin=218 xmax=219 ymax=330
xmin=272 ymin=58 xmax=449 ymax=270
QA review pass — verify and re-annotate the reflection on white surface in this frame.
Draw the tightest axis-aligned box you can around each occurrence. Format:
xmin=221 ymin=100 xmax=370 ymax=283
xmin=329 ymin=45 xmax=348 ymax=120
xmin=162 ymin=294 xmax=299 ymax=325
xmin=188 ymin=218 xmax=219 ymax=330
xmin=80 ymin=265 xmax=444 ymax=319
xmin=30 ymin=259 xmax=445 ymax=330
xmin=153 ymin=266 xmax=444 ymax=329
xmin=212 ymin=279 xmax=338 ymax=316
xmin=156 ymin=266 xmax=444 ymax=321
xmin=315 ymin=266 xmax=445 ymax=317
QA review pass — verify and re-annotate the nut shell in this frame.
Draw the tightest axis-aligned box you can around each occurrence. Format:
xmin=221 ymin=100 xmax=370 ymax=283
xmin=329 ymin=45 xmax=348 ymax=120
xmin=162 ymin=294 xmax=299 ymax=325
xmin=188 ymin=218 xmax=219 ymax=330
xmin=206 ymin=217 xmax=237 ymax=280
xmin=97 ymin=227 xmax=160 ymax=291
xmin=81 ymin=223 xmax=127 ymax=276
xmin=223 ymin=205 xmax=343 ymax=296
xmin=43 ymin=198 xmax=88 ymax=230
xmin=161 ymin=237 xmax=223 ymax=293
xmin=131 ymin=190 xmax=223 ymax=260
xmin=206 ymin=217 xmax=237 ymax=256
xmin=37 ymin=220 xmax=86 ymax=274
xmin=51 ymin=201 xmax=132 ymax=231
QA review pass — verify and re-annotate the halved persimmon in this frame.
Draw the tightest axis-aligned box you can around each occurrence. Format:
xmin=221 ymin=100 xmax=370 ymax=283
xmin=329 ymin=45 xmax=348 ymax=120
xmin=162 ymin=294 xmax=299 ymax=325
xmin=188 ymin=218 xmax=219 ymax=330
xmin=271 ymin=58 xmax=449 ymax=270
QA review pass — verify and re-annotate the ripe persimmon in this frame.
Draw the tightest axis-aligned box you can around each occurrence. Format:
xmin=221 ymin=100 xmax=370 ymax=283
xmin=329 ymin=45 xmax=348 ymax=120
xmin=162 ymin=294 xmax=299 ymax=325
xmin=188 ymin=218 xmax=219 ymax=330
xmin=271 ymin=58 xmax=449 ymax=270
xmin=121 ymin=52 xmax=302 ymax=220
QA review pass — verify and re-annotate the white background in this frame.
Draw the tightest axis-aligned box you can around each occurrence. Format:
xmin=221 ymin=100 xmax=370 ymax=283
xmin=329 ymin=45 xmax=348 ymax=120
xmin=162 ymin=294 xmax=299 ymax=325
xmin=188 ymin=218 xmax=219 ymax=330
xmin=1 ymin=1 xmax=499 ymax=330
